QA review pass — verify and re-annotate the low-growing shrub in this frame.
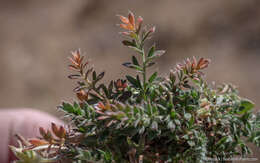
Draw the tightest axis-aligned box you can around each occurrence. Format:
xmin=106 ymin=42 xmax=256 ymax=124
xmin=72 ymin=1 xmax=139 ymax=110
xmin=11 ymin=11 xmax=260 ymax=163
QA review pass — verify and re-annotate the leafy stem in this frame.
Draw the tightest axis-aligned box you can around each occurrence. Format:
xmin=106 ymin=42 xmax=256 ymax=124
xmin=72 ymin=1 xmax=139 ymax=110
xmin=119 ymin=12 xmax=158 ymax=102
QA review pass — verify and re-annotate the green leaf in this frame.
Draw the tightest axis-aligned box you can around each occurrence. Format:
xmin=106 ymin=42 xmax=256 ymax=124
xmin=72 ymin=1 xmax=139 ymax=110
xmin=170 ymin=110 xmax=176 ymax=119
xmin=128 ymin=46 xmax=143 ymax=54
xmin=60 ymin=102 xmax=83 ymax=116
xmin=60 ymin=102 xmax=74 ymax=113
xmin=98 ymin=150 xmax=112 ymax=162
xmin=142 ymin=30 xmax=153 ymax=43
xmin=96 ymin=72 xmax=105 ymax=82
xmin=92 ymin=71 xmax=97 ymax=81
xmin=132 ymin=56 xmax=139 ymax=66
xmin=126 ymin=75 xmax=139 ymax=88
xmin=188 ymin=116 xmax=195 ymax=127
xmin=146 ymin=62 xmax=155 ymax=68
xmin=100 ymin=84 xmax=109 ymax=97
xmin=122 ymin=62 xmax=142 ymax=71
xmin=148 ymin=72 xmax=157 ymax=83
xmin=136 ymin=75 xmax=142 ymax=88
xmin=108 ymin=80 xmax=113 ymax=92
xmin=133 ymin=66 xmax=143 ymax=71
xmin=73 ymin=102 xmax=84 ymax=115
xmin=215 ymin=136 xmax=232 ymax=149
xmin=237 ymin=99 xmax=255 ymax=114
xmin=122 ymin=62 xmax=133 ymax=68
xmin=169 ymin=71 xmax=176 ymax=83
xmin=122 ymin=40 xmax=135 ymax=47
xmin=148 ymin=45 xmax=155 ymax=57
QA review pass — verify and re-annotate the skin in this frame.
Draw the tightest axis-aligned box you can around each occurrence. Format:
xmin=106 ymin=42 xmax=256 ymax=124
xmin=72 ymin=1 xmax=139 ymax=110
xmin=0 ymin=109 xmax=63 ymax=163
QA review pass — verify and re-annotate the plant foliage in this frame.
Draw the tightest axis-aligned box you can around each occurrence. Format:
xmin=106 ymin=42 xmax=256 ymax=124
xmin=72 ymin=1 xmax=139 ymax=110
xmin=11 ymin=11 xmax=260 ymax=163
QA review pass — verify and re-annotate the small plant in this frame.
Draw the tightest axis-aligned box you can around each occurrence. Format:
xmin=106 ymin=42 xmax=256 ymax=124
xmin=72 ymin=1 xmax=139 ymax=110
xmin=11 ymin=12 xmax=260 ymax=163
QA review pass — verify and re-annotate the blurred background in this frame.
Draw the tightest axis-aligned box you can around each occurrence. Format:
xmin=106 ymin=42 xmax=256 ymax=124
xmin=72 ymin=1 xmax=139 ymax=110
xmin=0 ymin=0 xmax=260 ymax=160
